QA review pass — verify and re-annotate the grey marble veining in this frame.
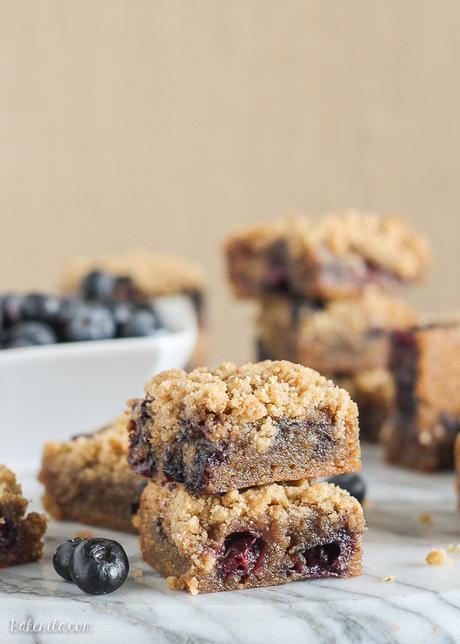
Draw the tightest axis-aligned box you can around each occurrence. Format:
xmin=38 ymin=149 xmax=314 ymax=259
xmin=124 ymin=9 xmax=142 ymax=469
xmin=1 ymin=447 xmax=460 ymax=644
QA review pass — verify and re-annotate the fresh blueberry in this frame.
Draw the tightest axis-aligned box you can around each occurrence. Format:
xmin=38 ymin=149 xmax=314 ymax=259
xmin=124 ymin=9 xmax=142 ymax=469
xmin=2 ymin=321 xmax=57 ymax=348
xmin=328 ymin=473 xmax=366 ymax=504
xmin=62 ymin=304 xmax=116 ymax=342
xmin=118 ymin=308 xmax=159 ymax=338
xmin=53 ymin=538 xmax=83 ymax=582
xmin=110 ymin=302 xmax=134 ymax=331
xmin=69 ymin=538 xmax=129 ymax=595
xmin=1 ymin=293 xmax=24 ymax=329
xmin=21 ymin=293 xmax=62 ymax=324
xmin=80 ymin=271 xmax=116 ymax=301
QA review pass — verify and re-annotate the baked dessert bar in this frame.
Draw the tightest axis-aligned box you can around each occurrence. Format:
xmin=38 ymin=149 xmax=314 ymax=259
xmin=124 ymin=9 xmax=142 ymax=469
xmin=128 ymin=360 xmax=360 ymax=495
xmin=136 ymin=478 xmax=365 ymax=594
xmin=61 ymin=250 xmax=207 ymax=366
xmin=39 ymin=416 xmax=144 ymax=533
xmin=383 ymin=319 xmax=460 ymax=471
xmin=0 ymin=465 xmax=47 ymax=567
xmin=256 ymin=288 xmax=416 ymax=373
xmin=225 ymin=210 xmax=431 ymax=300
xmin=335 ymin=369 xmax=394 ymax=444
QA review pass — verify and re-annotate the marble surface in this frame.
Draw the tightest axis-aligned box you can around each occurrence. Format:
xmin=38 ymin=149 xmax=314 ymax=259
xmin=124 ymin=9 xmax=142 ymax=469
xmin=1 ymin=447 xmax=460 ymax=644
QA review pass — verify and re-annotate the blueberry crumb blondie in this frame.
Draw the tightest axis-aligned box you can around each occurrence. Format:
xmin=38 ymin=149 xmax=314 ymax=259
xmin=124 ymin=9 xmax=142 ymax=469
xmin=0 ymin=465 xmax=47 ymax=567
xmin=135 ymin=479 xmax=365 ymax=594
xmin=39 ymin=416 xmax=145 ymax=533
xmin=226 ymin=210 xmax=431 ymax=300
xmin=128 ymin=361 xmax=360 ymax=495
xmin=256 ymin=289 xmax=416 ymax=373
xmin=383 ymin=318 xmax=460 ymax=471
xmin=456 ymin=434 xmax=460 ymax=507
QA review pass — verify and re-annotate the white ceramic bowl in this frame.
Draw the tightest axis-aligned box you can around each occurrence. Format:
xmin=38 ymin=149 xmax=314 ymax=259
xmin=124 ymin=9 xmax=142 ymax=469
xmin=0 ymin=296 xmax=197 ymax=467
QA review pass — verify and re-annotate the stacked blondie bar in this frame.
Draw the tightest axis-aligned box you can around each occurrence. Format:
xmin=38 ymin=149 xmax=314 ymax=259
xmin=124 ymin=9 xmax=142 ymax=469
xmin=128 ymin=360 xmax=365 ymax=594
xmin=225 ymin=210 xmax=431 ymax=443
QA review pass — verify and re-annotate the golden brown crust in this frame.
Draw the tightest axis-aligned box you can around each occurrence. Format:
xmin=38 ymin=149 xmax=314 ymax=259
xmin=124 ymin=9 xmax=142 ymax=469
xmin=137 ymin=479 xmax=365 ymax=594
xmin=61 ymin=250 xmax=205 ymax=297
xmin=39 ymin=416 xmax=143 ymax=533
xmin=0 ymin=465 xmax=47 ymax=568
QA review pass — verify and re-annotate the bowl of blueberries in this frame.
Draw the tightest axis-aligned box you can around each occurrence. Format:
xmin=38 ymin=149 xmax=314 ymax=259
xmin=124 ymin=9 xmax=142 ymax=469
xmin=0 ymin=271 xmax=197 ymax=466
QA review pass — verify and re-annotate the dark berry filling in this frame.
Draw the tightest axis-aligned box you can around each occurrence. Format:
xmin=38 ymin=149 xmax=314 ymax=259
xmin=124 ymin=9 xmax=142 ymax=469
xmin=128 ymin=415 xmax=157 ymax=478
xmin=0 ymin=516 xmax=18 ymax=553
xmin=289 ymin=530 xmax=353 ymax=578
xmin=163 ymin=423 xmax=225 ymax=493
xmin=263 ymin=241 xmax=290 ymax=293
xmin=391 ymin=330 xmax=418 ymax=415
xmin=219 ymin=531 xmax=265 ymax=582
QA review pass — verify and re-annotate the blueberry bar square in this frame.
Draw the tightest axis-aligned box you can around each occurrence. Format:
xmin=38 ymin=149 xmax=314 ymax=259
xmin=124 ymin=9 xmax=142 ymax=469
xmin=39 ymin=416 xmax=145 ymax=533
xmin=0 ymin=465 xmax=47 ymax=567
xmin=128 ymin=360 xmax=360 ymax=495
xmin=225 ymin=210 xmax=431 ymax=300
xmin=383 ymin=319 xmax=460 ymax=471
xmin=256 ymin=288 xmax=416 ymax=374
xmin=135 ymin=479 xmax=365 ymax=594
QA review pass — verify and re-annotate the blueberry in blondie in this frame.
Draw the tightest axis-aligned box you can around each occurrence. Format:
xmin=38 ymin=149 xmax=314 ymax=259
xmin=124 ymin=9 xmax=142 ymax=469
xmin=39 ymin=416 xmax=145 ymax=533
xmin=225 ymin=210 xmax=431 ymax=300
xmin=135 ymin=478 xmax=365 ymax=594
xmin=256 ymin=288 xmax=416 ymax=374
xmin=128 ymin=360 xmax=360 ymax=495
xmin=0 ymin=465 xmax=47 ymax=567
xmin=383 ymin=319 xmax=460 ymax=471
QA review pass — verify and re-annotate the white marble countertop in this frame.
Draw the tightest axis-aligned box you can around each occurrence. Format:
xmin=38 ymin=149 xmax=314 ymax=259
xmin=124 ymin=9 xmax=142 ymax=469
xmin=1 ymin=446 xmax=460 ymax=644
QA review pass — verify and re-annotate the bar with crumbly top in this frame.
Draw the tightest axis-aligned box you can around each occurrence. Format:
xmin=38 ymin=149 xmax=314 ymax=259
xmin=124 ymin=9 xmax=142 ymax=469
xmin=0 ymin=465 xmax=47 ymax=567
xmin=39 ymin=416 xmax=145 ymax=533
xmin=128 ymin=360 xmax=360 ymax=495
xmin=135 ymin=479 xmax=365 ymax=594
xmin=225 ymin=210 xmax=431 ymax=300
xmin=256 ymin=288 xmax=416 ymax=374
xmin=383 ymin=318 xmax=460 ymax=471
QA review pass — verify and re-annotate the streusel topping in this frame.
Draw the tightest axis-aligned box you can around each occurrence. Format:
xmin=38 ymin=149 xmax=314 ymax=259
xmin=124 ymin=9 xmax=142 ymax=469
xmin=138 ymin=360 xmax=358 ymax=445
xmin=228 ymin=210 xmax=431 ymax=280
xmin=62 ymin=250 xmax=205 ymax=296
xmin=142 ymin=480 xmax=364 ymax=560
xmin=0 ymin=465 xmax=28 ymax=520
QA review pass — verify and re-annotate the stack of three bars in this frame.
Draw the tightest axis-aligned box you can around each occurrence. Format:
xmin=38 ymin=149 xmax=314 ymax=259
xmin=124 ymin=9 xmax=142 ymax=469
xmin=225 ymin=210 xmax=432 ymax=443
xmin=128 ymin=360 xmax=364 ymax=594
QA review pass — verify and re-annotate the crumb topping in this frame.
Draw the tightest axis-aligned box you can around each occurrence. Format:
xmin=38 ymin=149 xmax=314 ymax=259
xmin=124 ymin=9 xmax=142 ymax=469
xmin=0 ymin=465 xmax=28 ymax=519
xmin=143 ymin=480 xmax=364 ymax=562
xmin=228 ymin=210 xmax=431 ymax=281
xmin=61 ymin=250 xmax=205 ymax=297
xmin=39 ymin=415 xmax=139 ymax=494
xmin=426 ymin=549 xmax=450 ymax=566
xmin=136 ymin=360 xmax=358 ymax=447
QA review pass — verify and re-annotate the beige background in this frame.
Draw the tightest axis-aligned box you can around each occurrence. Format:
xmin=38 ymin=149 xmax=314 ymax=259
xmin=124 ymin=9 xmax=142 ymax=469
xmin=1 ymin=1 xmax=459 ymax=364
